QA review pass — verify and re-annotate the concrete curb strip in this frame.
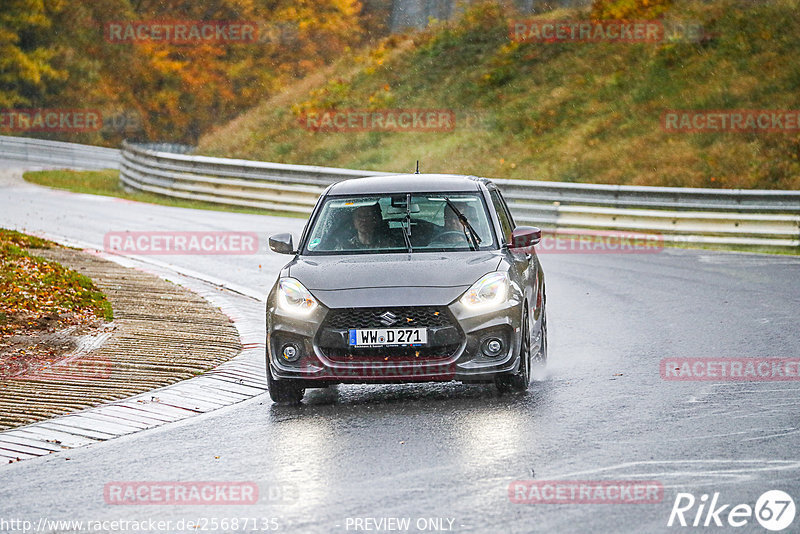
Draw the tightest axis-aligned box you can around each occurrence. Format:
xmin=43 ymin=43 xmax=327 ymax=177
xmin=0 ymin=247 xmax=267 ymax=464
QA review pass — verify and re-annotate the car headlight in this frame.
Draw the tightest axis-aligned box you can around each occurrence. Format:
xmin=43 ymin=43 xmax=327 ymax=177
xmin=277 ymin=277 xmax=318 ymax=316
xmin=460 ymin=272 xmax=508 ymax=310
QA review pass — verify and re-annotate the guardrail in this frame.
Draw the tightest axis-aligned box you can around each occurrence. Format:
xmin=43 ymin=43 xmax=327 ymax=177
xmin=2 ymin=136 xmax=797 ymax=250
xmin=0 ymin=135 xmax=120 ymax=170
xmin=120 ymin=142 xmax=799 ymax=250
xmin=119 ymin=141 xmax=394 ymax=214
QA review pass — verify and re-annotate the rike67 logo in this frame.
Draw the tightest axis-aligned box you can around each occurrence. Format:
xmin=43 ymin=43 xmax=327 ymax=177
xmin=668 ymin=490 xmax=796 ymax=531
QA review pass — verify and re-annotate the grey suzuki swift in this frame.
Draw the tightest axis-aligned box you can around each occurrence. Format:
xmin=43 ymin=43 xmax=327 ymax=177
xmin=266 ymin=174 xmax=546 ymax=403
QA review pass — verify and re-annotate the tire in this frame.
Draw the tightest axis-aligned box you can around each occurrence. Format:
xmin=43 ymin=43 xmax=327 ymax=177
xmin=532 ymin=305 xmax=547 ymax=369
xmin=267 ymin=365 xmax=305 ymax=404
xmin=496 ymin=310 xmax=531 ymax=394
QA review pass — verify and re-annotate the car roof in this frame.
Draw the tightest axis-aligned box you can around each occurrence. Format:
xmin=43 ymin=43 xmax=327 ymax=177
xmin=325 ymin=174 xmax=491 ymax=195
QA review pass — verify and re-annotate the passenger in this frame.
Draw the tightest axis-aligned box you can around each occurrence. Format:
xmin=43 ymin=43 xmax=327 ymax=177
xmin=444 ymin=205 xmax=463 ymax=231
xmin=438 ymin=204 xmax=477 ymax=244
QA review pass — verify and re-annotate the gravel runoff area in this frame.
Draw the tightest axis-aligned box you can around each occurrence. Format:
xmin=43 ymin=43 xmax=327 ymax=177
xmin=0 ymin=247 xmax=242 ymax=430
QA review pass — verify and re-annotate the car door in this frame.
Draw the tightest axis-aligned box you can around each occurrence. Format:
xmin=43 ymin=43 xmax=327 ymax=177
xmin=489 ymin=187 xmax=537 ymax=321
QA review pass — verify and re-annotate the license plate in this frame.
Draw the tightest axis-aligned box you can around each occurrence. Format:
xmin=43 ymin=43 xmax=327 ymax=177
xmin=349 ymin=328 xmax=428 ymax=347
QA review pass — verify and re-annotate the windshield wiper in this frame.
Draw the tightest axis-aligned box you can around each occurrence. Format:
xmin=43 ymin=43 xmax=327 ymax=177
xmin=444 ymin=197 xmax=481 ymax=251
xmin=402 ymin=192 xmax=413 ymax=253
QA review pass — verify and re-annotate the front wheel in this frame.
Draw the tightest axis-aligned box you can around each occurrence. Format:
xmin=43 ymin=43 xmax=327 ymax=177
xmin=267 ymin=366 xmax=305 ymax=404
xmin=532 ymin=306 xmax=547 ymax=369
xmin=495 ymin=311 xmax=531 ymax=394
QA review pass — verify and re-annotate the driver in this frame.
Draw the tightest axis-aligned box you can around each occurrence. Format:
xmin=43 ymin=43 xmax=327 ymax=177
xmin=339 ymin=203 xmax=393 ymax=249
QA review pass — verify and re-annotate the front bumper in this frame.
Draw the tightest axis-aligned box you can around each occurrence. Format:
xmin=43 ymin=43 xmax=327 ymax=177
xmin=267 ymin=297 xmax=524 ymax=385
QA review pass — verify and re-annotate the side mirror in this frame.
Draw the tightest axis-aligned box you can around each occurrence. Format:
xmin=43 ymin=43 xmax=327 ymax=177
xmin=269 ymin=233 xmax=295 ymax=254
xmin=510 ymin=226 xmax=542 ymax=250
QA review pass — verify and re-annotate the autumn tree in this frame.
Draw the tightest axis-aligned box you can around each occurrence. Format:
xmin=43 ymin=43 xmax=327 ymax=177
xmin=3 ymin=0 xmax=367 ymax=144
xmin=591 ymin=0 xmax=673 ymax=20
xmin=0 ymin=0 xmax=67 ymax=107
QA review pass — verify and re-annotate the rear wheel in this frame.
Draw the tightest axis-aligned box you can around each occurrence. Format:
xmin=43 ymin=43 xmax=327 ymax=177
xmin=496 ymin=310 xmax=531 ymax=394
xmin=267 ymin=366 xmax=305 ymax=404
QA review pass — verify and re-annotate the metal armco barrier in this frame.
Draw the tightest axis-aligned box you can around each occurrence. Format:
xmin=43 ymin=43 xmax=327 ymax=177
xmin=119 ymin=141 xmax=395 ymax=214
xmin=120 ymin=142 xmax=799 ymax=250
xmin=2 ymin=136 xmax=797 ymax=250
xmin=0 ymin=135 xmax=120 ymax=170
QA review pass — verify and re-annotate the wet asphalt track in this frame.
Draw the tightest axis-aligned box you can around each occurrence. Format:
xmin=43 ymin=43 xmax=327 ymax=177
xmin=0 ymin=170 xmax=799 ymax=533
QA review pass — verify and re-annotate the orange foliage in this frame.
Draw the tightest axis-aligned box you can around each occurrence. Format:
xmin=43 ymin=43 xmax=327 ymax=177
xmin=6 ymin=0 xmax=366 ymax=144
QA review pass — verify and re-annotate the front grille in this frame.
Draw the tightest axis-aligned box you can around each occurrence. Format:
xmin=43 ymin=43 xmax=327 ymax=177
xmin=318 ymin=306 xmax=461 ymax=362
xmin=321 ymin=306 xmax=453 ymax=330
xmin=321 ymin=344 xmax=461 ymax=362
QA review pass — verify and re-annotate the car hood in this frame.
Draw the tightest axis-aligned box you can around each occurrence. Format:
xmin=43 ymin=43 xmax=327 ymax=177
xmin=288 ymin=252 xmax=503 ymax=308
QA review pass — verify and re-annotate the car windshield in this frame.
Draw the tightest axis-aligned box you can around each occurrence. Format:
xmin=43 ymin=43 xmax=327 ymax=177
xmin=303 ymin=193 xmax=496 ymax=254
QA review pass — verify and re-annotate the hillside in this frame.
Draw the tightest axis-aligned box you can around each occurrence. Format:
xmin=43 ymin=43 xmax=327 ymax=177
xmin=197 ymin=0 xmax=800 ymax=190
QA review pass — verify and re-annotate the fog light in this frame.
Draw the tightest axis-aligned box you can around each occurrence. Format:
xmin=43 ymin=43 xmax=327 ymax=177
xmin=281 ymin=343 xmax=301 ymax=362
xmin=482 ymin=338 xmax=504 ymax=358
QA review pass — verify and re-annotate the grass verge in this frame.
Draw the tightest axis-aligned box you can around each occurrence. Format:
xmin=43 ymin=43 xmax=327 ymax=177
xmin=23 ymin=169 xmax=307 ymax=218
xmin=197 ymin=0 xmax=800 ymax=190
xmin=0 ymin=229 xmax=113 ymax=342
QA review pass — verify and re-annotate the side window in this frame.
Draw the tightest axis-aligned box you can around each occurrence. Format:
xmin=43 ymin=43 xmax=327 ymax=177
xmin=497 ymin=190 xmax=516 ymax=227
xmin=490 ymin=190 xmax=514 ymax=244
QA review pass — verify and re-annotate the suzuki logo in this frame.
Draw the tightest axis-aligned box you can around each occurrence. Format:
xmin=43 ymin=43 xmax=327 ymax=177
xmin=378 ymin=311 xmax=398 ymax=326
